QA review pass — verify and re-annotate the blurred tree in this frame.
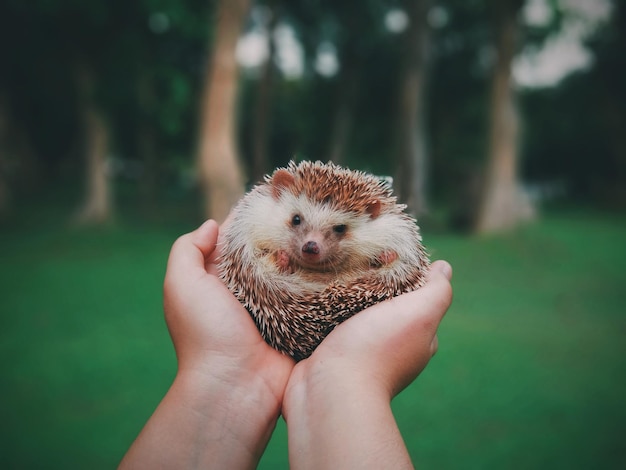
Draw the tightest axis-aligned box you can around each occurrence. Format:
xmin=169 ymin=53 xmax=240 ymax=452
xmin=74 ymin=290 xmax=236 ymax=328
xmin=323 ymin=1 xmax=371 ymax=165
xmin=0 ymin=0 xmax=212 ymax=221
xmin=37 ymin=1 xmax=119 ymax=225
xmin=197 ymin=0 xmax=250 ymax=221
xmin=0 ymin=98 xmax=10 ymax=217
xmin=590 ymin=0 xmax=626 ymax=206
xmin=73 ymin=66 xmax=113 ymax=225
xmin=130 ymin=1 xmax=209 ymax=209
xmin=394 ymin=0 xmax=432 ymax=216
xmin=250 ymin=0 xmax=281 ymax=182
xmin=521 ymin=0 xmax=625 ymax=209
xmin=0 ymin=0 xmax=620 ymax=227
xmin=0 ymin=1 xmax=78 ymax=214
xmin=427 ymin=1 xmax=489 ymax=229
xmin=137 ymin=73 xmax=158 ymax=207
xmin=241 ymin=0 xmax=403 ymax=175
xmin=325 ymin=42 xmax=358 ymax=166
xmin=474 ymin=0 xmax=534 ymax=233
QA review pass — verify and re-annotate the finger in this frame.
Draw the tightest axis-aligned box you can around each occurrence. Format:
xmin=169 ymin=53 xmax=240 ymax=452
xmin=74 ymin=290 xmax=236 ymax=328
xmin=166 ymin=219 xmax=220 ymax=279
xmin=193 ymin=219 xmax=220 ymax=255
xmin=428 ymin=260 xmax=453 ymax=282
xmin=207 ymin=212 xmax=233 ymax=268
xmin=395 ymin=259 xmax=453 ymax=323
xmin=430 ymin=335 xmax=439 ymax=356
xmin=344 ymin=261 xmax=453 ymax=353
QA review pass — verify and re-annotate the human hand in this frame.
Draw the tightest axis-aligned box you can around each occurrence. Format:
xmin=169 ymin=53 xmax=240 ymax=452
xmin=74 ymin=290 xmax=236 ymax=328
xmin=121 ymin=220 xmax=295 ymax=469
xmin=163 ymin=218 xmax=294 ymax=395
xmin=287 ymin=259 xmax=452 ymax=398
xmin=282 ymin=260 xmax=453 ymax=469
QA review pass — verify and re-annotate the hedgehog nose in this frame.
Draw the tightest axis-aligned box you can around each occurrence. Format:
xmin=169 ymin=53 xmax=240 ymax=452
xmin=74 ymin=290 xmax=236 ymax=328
xmin=302 ymin=241 xmax=320 ymax=255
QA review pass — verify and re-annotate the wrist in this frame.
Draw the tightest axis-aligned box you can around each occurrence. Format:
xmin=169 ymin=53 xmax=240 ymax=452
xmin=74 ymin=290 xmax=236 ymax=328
xmin=283 ymin=360 xmax=411 ymax=470
xmin=171 ymin=357 xmax=287 ymax=466
xmin=119 ymin=360 xmax=284 ymax=470
xmin=177 ymin=354 xmax=286 ymax=422
xmin=283 ymin=358 xmax=390 ymax=421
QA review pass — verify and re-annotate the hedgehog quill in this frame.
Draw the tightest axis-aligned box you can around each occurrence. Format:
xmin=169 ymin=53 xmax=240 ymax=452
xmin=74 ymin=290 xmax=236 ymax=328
xmin=218 ymin=161 xmax=430 ymax=361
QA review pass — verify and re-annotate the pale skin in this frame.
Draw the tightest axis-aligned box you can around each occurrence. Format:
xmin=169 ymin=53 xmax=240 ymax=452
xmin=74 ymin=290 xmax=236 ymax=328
xmin=119 ymin=219 xmax=453 ymax=469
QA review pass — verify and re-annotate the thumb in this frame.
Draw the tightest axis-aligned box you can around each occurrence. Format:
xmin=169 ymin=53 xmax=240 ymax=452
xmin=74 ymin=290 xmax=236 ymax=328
xmin=335 ymin=259 xmax=453 ymax=353
xmin=166 ymin=219 xmax=219 ymax=280
xmin=386 ymin=259 xmax=453 ymax=326
xmin=428 ymin=260 xmax=453 ymax=282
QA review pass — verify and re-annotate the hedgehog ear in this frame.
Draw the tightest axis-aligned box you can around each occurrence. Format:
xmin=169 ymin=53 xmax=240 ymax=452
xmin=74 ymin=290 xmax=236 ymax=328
xmin=269 ymin=169 xmax=296 ymax=199
xmin=366 ymin=200 xmax=381 ymax=219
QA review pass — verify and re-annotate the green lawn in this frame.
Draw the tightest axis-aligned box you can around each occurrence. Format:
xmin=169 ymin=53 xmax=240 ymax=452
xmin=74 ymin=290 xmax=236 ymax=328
xmin=1 ymin=210 xmax=624 ymax=468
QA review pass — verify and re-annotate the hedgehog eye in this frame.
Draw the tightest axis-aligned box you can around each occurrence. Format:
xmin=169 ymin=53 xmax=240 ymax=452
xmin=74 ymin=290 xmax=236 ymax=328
xmin=333 ymin=224 xmax=347 ymax=234
xmin=292 ymin=214 xmax=302 ymax=226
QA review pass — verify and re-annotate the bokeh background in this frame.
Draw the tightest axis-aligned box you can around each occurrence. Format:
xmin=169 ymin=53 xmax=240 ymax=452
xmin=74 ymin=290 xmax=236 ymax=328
xmin=1 ymin=0 xmax=625 ymax=468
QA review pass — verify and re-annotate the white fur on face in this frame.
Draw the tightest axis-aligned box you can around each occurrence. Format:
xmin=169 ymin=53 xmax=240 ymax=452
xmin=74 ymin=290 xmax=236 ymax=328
xmin=229 ymin=185 xmax=423 ymax=275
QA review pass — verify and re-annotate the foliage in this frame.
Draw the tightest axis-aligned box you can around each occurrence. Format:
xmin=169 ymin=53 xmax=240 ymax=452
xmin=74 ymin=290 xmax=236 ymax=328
xmin=0 ymin=0 xmax=623 ymax=219
xmin=521 ymin=0 xmax=626 ymax=207
xmin=0 ymin=0 xmax=212 ymax=182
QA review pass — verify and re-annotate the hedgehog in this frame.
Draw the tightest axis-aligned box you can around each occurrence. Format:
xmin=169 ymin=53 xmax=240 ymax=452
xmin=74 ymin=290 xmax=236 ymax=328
xmin=218 ymin=160 xmax=430 ymax=361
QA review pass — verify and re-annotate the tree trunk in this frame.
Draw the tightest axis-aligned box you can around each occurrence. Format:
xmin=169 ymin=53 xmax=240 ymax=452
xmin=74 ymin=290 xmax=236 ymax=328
xmin=72 ymin=63 xmax=113 ymax=225
xmin=0 ymin=99 xmax=10 ymax=218
xmin=250 ymin=1 xmax=279 ymax=183
xmin=601 ymin=93 xmax=626 ymax=205
xmin=197 ymin=0 xmax=250 ymax=222
xmin=138 ymin=74 xmax=158 ymax=210
xmin=395 ymin=0 xmax=431 ymax=217
xmin=74 ymin=105 xmax=112 ymax=225
xmin=475 ymin=0 xmax=534 ymax=234
xmin=326 ymin=49 xmax=359 ymax=166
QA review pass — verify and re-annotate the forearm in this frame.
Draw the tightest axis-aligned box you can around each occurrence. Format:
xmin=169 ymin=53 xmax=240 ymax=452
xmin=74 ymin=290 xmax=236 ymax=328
xmin=284 ymin=366 xmax=414 ymax=470
xmin=119 ymin=368 xmax=281 ymax=470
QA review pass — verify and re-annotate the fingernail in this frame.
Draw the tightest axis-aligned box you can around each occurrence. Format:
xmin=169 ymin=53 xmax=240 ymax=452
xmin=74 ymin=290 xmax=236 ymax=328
xmin=435 ymin=261 xmax=453 ymax=280
xmin=199 ymin=219 xmax=218 ymax=232
xmin=430 ymin=335 xmax=439 ymax=356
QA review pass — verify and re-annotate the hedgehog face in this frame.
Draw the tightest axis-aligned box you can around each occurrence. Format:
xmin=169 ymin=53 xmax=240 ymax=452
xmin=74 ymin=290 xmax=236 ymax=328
xmin=282 ymin=193 xmax=343 ymax=271
xmin=253 ymin=161 xmax=402 ymax=277
xmin=288 ymin=213 xmax=347 ymax=272
xmin=280 ymin=193 xmax=376 ymax=274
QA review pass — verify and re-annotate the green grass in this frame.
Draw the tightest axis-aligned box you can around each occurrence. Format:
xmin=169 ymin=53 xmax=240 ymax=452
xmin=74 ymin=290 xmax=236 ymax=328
xmin=1 ymin=210 xmax=625 ymax=468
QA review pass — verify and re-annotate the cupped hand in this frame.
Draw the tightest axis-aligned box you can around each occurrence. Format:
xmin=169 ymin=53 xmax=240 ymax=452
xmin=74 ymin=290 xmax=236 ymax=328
xmin=163 ymin=219 xmax=294 ymax=398
xmin=119 ymin=220 xmax=295 ymax=469
xmin=286 ymin=259 xmax=453 ymax=402
xmin=281 ymin=260 xmax=453 ymax=469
